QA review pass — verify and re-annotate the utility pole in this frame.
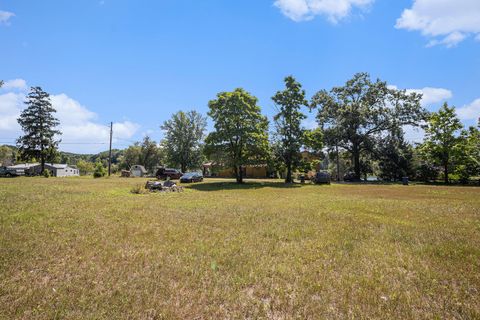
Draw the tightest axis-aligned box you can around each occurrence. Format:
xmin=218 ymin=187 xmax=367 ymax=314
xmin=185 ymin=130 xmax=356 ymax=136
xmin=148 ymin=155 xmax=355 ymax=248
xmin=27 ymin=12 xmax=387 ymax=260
xmin=108 ymin=122 xmax=113 ymax=176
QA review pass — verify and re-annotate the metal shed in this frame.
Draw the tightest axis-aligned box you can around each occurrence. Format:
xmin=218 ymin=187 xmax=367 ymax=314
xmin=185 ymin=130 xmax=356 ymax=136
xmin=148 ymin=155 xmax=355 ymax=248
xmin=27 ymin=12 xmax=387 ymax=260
xmin=130 ymin=165 xmax=148 ymax=177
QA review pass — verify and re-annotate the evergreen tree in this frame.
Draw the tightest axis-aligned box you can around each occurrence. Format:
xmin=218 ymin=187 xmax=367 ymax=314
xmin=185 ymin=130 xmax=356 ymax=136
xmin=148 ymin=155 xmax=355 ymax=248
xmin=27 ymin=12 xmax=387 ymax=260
xmin=376 ymin=126 xmax=414 ymax=181
xmin=17 ymin=87 xmax=61 ymax=173
xmin=272 ymin=76 xmax=308 ymax=183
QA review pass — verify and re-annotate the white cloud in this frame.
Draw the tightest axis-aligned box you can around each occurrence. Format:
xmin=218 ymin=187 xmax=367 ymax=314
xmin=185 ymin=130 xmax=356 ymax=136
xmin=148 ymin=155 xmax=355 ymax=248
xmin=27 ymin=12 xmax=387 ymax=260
xmin=0 ymin=84 xmax=140 ymax=153
xmin=274 ymin=0 xmax=374 ymax=23
xmin=2 ymin=79 xmax=27 ymax=90
xmin=389 ymin=85 xmax=453 ymax=106
xmin=396 ymin=0 xmax=480 ymax=47
xmin=456 ymin=98 xmax=480 ymax=121
xmin=406 ymin=87 xmax=453 ymax=106
xmin=0 ymin=10 xmax=14 ymax=25
xmin=0 ymin=92 xmax=23 ymax=131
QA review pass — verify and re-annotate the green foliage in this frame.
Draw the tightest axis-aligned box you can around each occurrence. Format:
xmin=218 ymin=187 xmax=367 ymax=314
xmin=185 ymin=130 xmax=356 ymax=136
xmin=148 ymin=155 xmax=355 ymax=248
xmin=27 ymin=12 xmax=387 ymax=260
xmin=304 ymin=128 xmax=323 ymax=154
xmin=17 ymin=87 xmax=61 ymax=173
xmin=272 ymin=76 xmax=308 ymax=183
xmin=0 ymin=145 xmax=17 ymax=166
xmin=43 ymin=169 xmax=51 ymax=178
xmin=93 ymin=162 xmax=107 ymax=178
xmin=454 ymin=126 xmax=480 ymax=183
xmin=205 ymin=88 xmax=270 ymax=183
xmin=161 ymin=111 xmax=207 ymax=172
xmin=76 ymin=160 xmax=95 ymax=176
xmin=419 ymin=103 xmax=463 ymax=184
xmin=311 ymin=72 xmax=425 ymax=180
xmin=415 ymin=162 xmax=439 ymax=182
xmin=121 ymin=144 xmax=142 ymax=169
xmin=140 ymin=136 xmax=164 ymax=173
xmin=376 ymin=126 xmax=414 ymax=181
xmin=119 ymin=137 xmax=163 ymax=173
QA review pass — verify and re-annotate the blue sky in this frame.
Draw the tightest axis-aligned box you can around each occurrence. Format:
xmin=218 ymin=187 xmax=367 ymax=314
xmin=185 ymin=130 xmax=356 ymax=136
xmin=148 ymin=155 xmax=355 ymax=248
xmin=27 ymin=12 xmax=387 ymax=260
xmin=1 ymin=0 xmax=479 ymax=153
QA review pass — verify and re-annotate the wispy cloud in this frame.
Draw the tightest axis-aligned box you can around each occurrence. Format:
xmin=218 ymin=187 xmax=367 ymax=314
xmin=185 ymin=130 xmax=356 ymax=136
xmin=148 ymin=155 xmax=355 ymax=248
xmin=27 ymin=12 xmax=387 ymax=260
xmin=0 ymin=10 xmax=15 ymax=25
xmin=274 ymin=0 xmax=374 ymax=23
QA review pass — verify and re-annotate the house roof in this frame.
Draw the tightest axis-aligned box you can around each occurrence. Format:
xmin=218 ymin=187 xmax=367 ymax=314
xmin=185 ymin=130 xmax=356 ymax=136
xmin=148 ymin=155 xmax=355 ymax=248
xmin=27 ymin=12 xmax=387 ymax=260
xmin=7 ymin=163 xmax=39 ymax=169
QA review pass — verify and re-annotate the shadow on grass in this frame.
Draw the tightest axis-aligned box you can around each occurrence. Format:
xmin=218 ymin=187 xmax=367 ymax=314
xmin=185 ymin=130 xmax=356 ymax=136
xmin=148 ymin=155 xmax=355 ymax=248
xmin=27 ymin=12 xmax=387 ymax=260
xmin=186 ymin=180 xmax=304 ymax=192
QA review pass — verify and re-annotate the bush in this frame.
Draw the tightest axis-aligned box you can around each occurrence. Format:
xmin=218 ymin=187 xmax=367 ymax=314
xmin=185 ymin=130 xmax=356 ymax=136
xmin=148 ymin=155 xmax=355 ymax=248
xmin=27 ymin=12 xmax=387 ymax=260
xmin=93 ymin=162 xmax=107 ymax=178
xmin=43 ymin=170 xmax=51 ymax=178
xmin=130 ymin=184 xmax=149 ymax=194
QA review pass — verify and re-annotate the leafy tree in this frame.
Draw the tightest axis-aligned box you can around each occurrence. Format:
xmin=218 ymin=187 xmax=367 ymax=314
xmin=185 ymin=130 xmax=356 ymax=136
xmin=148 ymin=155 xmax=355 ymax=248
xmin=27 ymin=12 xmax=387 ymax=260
xmin=77 ymin=159 xmax=95 ymax=176
xmin=161 ymin=111 xmax=207 ymax=172
xmin=205 ymin=88 xmax=269 ymax=183
xmin=304 ymin=127 xmax=324 ymax=155
xmin=454 ymin=125 xmax=480 ymax=183
xmin=121 ymin=144 xmax=142 ymax=169
xmin=272 ymin=76 xmax=308 ymax=183
xmin=311 ymin=72 xmax=424 ymax=180
xmin=140 ymin=136 xmax=163 ymax=173
xmin=420 ymin=103 xmax=463 ymax=184
xmin=0 ymin=145 xmax=16 ymax=166
xmin=93 ymin=162 xmax=107 ymax=178
xmin=17 ymin=87 xmax=61 ymax=173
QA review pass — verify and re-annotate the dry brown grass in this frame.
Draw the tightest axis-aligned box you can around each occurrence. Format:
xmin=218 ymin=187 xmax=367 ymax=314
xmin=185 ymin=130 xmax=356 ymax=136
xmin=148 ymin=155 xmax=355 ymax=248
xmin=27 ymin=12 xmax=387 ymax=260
xmin=0 ymin=177 xmax=479 ymax=319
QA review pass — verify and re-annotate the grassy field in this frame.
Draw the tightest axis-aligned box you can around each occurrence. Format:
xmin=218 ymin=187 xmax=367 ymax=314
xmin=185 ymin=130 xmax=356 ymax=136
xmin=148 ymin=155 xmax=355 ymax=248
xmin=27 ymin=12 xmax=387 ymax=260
xmin=0 ymin=177 xmax=479 ymax=319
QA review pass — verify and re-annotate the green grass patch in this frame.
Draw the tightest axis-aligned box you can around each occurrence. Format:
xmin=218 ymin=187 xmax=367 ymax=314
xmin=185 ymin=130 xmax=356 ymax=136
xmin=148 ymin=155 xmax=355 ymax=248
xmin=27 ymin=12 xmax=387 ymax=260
xmin=0 ymin=177 xmax=479 ymax=319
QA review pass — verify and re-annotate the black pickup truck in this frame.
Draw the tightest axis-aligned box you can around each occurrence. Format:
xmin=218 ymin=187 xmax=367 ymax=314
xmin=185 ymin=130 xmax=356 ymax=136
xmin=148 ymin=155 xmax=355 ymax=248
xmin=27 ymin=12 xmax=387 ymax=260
xmin=0 ymin=166 xmax=21 ymax=177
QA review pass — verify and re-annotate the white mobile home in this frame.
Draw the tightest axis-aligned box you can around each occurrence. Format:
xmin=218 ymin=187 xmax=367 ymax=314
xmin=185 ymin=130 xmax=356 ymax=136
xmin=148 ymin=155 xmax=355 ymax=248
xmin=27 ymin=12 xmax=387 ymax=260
xmin=29 ymin=164 xmax=80 ymax=177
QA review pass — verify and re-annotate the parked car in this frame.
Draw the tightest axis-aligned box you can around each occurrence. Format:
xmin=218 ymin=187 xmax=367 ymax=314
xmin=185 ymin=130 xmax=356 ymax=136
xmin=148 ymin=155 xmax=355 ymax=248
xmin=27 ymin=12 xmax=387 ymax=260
xmin=156 ymin=168 xmax=183 ymax=180
xmin=312 ymin=171 xmax=331 ymax=184
xmin=0 ymin=166 xmax=20 ymax=177
xmin=343 ymin=172 xmax=358 ymax=182
xmin=180 ymin=172 xmax=204 ymax=183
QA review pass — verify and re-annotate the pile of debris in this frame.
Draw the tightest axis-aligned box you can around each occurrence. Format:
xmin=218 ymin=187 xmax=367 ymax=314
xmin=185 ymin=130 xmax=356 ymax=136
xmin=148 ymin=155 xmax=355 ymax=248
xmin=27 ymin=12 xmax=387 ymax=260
xmin=145 ymin=180 xmax=184 ymax=193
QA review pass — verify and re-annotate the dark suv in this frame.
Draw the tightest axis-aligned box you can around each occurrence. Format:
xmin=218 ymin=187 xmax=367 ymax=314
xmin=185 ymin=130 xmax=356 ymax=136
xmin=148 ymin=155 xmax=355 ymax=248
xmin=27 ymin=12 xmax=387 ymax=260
xmin=156 ymin=168 xmax=183 ymax=180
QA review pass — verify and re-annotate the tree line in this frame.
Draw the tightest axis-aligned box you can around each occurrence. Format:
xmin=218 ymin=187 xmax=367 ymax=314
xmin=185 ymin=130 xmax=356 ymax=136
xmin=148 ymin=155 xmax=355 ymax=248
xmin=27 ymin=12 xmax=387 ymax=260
xmin=3 ymin=74 xmax=479 ymax=184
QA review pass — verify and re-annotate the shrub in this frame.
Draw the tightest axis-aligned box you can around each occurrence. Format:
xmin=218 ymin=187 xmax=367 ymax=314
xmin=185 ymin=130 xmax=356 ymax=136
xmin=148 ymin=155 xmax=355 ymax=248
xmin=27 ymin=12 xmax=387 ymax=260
xmin=131 ymin=184 xmax=149 ymax=194
xmin=43 ymin=170 xmax=51 ymax=178
xmin=93 ymin=162 xmax=107 ymax=178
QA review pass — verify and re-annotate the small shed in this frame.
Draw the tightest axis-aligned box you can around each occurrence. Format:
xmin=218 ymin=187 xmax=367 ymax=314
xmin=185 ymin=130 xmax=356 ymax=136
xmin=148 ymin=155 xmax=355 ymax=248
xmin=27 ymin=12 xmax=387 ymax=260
xmin=131 ymin=165 xmax=147 ymax=177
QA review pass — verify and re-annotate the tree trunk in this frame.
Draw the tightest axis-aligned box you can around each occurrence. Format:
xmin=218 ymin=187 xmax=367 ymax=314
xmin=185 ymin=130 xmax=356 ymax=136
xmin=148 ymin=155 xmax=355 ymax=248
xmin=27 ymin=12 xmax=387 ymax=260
xmin=285 ymin=160 xmax=293 ymax=184
xmin=236 ymin=165 xmax=243 ymax=184
xmin=40 ymin=143 xmax=45 ymax=174
xmin=181 ymin=163 xmax=186 ymax=173
xmin=444 ymin=162 xmax=449 ymax=184
xmin=353 ymin=147 xmax=361 ymax=180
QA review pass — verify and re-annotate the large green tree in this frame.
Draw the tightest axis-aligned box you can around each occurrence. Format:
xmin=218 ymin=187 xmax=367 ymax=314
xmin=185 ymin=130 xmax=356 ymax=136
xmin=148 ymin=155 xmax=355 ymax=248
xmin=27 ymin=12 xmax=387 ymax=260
xmin=205 ymin=88 xmax=269 ymax=183
xmin=161 ymin=111 xmax=207 ymax=172
xmin=420 ymin=103 xmax=463 ymax=184
xmin=311 ymin=72 xmax=424 ymax=180
xmin=272 ymin=76 xmax=308 ymax=183
xmin=17 ymin=87 xmax=61 ymax=173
